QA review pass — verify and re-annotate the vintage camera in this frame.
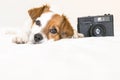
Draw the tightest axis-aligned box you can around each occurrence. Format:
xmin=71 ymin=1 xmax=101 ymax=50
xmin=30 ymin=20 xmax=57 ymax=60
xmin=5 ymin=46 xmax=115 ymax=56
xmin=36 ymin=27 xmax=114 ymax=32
xmin=77 ymin=14 xmax=114 ymax=37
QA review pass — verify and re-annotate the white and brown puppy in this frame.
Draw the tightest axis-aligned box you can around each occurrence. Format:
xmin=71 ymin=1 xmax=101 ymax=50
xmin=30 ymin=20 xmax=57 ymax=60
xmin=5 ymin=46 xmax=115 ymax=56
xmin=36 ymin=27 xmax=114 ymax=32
xmin=12 ymin=5 xmax=84 ymax=44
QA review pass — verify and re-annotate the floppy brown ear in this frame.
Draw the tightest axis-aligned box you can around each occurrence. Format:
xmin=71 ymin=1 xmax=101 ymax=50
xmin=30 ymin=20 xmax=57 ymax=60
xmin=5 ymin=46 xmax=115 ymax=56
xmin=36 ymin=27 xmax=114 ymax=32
xmin=28 ymin=5 xmax=50 ymax=22
xmin=60 ymin=15 xmax=74 ymax=38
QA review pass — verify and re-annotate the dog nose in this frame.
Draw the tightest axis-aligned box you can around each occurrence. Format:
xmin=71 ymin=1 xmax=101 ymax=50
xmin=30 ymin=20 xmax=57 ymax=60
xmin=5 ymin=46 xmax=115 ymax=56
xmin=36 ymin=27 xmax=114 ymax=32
xmin=34 ymin=33 xmax=43 ymax=42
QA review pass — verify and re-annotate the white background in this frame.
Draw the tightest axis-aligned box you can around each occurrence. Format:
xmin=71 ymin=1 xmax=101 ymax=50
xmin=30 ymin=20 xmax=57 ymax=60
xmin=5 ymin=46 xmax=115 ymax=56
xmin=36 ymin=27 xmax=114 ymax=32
xmin=0 ymin=0 xmax=120 ymax=33
xmin=0 ymin=0 xmax=120 ymax=80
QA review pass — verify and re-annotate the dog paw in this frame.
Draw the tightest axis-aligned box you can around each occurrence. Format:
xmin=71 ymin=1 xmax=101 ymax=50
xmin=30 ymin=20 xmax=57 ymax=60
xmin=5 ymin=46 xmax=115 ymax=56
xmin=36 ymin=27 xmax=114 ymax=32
xmin=12 ymin=33 xmax=29 ymax=44
xmin=77 ymin=33 xmax=84 ymax=38
xmin=73 ymin=30 xmax=84 ymax=38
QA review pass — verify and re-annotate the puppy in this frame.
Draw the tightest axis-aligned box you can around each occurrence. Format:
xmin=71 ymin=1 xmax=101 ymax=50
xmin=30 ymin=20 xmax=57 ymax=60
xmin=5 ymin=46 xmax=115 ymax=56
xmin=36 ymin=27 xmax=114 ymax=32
xmin=12 ymin=5 xmax=84 ymax=44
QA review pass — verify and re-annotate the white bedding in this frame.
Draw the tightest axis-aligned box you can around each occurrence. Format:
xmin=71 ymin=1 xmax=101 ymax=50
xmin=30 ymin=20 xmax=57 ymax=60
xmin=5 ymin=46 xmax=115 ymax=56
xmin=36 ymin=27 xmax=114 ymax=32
xmin=0 ymin=28 xmax=120 ymax=80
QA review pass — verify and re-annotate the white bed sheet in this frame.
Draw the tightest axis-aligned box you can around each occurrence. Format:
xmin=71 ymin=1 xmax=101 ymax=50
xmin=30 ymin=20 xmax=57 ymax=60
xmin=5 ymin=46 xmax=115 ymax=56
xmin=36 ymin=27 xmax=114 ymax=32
xmin=0 ymin=27 xmax=120 ymax=80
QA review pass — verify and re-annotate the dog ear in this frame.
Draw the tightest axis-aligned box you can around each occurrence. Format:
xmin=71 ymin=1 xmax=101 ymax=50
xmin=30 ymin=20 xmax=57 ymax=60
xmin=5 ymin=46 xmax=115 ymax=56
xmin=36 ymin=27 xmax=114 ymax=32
xmin=60 ymin=15 xmax=74 ymax=38
xmin=28 ymin=5 xmax=50 ymax=22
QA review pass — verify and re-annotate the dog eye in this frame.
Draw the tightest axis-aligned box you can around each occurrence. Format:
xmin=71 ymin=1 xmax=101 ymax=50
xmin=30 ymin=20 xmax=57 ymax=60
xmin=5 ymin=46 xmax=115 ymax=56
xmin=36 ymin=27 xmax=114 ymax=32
xmin=35 ymin=20 xmax=41 ymax=26
xmin=49 ymin=28 xmax=57 ymax=34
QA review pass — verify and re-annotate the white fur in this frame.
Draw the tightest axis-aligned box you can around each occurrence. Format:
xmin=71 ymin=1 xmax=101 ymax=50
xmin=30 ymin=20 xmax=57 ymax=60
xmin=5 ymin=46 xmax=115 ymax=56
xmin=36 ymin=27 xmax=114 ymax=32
xmin=12 ymin=12 xmax=55 ymax=44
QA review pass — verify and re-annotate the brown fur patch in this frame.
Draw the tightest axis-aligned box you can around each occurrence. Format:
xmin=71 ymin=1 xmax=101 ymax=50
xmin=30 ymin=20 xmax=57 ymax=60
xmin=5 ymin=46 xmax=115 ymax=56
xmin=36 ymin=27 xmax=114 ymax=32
xmin=28 ymin=5 xmax=51 ymax=22
xmin=43 ymin=14 xmax=74 ymax=40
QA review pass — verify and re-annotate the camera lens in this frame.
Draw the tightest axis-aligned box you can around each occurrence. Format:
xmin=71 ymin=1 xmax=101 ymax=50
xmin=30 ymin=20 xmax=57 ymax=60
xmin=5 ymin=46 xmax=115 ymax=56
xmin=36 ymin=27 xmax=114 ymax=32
xmin=95 ymin=28 xmax=101 ymax=34
xmin=89 ymin=24 xmax=106 ymax=37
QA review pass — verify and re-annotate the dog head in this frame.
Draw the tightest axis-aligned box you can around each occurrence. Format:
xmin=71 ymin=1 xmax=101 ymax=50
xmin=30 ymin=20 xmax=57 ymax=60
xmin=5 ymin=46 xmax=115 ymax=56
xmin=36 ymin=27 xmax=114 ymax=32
xmin=28 ymin=5 xmax=74 ymax=43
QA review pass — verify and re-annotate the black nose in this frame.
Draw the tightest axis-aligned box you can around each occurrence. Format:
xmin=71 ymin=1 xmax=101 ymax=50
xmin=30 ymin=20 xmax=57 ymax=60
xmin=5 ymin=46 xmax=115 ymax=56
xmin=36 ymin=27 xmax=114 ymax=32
xmin=34 ymin=33 xmax=43 ymax=42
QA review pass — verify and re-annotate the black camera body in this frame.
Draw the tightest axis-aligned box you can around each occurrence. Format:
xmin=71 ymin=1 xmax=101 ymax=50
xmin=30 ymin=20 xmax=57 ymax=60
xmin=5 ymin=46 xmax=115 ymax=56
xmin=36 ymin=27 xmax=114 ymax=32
xmin=77 ymin=14 xmax=114 ymax=37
